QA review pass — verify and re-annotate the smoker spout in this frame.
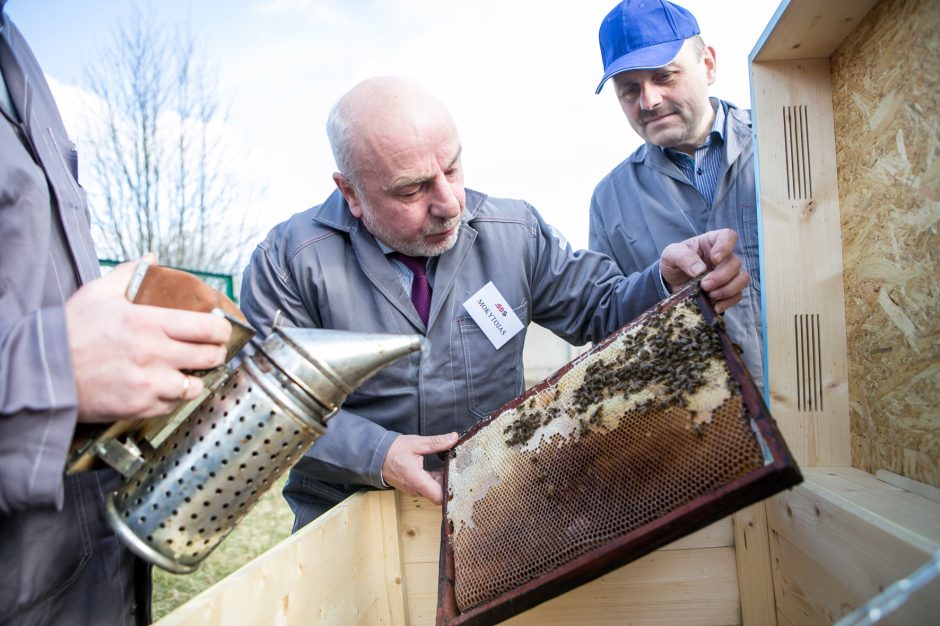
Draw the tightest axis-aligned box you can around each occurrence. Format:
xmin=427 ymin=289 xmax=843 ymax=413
xmin=265 ymin=328 xmax=425 ymax=415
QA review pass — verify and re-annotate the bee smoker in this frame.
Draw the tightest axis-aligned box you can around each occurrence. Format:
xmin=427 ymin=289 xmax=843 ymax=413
xmin=62 ymin=260 xmax=421 ymax=573
xmin=104 ymin=325 xmax=422 ymax=573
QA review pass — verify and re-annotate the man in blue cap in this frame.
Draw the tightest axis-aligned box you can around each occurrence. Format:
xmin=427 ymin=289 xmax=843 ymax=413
xmin=589 ymin=0 xmax=764 ymax=392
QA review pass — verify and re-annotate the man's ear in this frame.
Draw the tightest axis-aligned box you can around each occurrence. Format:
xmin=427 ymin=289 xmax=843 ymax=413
xmin=703 ymin=46 xmax=717 ymax=86
xmin=333 ymin=172 xmax=363 ymax=218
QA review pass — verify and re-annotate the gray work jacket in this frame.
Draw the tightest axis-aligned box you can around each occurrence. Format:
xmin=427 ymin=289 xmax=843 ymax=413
xmin=589 ymin=101 xmax=764 ymax=390
xmin=240 ymin=189 xmax=668 ymax=490
xmin=0 ymin=15 xmax=98 ymax=516
xmin=1 ymin=12 xmax=145 ymax=625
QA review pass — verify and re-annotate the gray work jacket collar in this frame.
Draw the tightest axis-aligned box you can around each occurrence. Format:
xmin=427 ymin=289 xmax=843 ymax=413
xmin=309 ymin=188 xmax=486 ymax=331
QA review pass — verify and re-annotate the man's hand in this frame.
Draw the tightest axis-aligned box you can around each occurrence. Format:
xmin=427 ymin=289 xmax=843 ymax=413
xmin=381 ymin=432 xmax=459 ymax=504
xmin=660 ymin=228 xmax=750 ymax=313
xmin=66 ymin=257 xmax=233 ymax=423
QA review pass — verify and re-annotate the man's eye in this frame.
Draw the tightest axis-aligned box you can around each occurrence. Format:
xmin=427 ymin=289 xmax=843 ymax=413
xmin=656 ymin=72 xmax=676 ymax=83
xmin=398 ymin=182 xmax=428 ymax=198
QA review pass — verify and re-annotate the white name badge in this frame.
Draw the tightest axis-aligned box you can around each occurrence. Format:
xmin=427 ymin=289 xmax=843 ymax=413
xmin=462 ymin=281 xmax=525 ymax=350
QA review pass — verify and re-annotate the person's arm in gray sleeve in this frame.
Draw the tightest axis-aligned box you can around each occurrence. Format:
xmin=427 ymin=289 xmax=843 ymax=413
xmin=527 ymin=205 xmax=668 ymax=345
xmin=0 ymin=308 xmax=79 ymax=514
xmin=588 ymin=192 xmax=618 ymax=261
xmin=239 ymin=240 xmax=400 ymax=489
xmin=239 ymin=240 xmax=317 ymax=336
xmin=291 ymin=414 xmax=398 ymax=488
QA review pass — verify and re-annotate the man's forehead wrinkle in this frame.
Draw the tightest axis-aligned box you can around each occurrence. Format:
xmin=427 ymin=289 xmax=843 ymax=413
xmin=381 ymin=143 xmax=458 ymax=190
xmin=345 ymin=119 xmax=411 ymax=181
xmin=357 ymin=122 xmax=460 ymax=186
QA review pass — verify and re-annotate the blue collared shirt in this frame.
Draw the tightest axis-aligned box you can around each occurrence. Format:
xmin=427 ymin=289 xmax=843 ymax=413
xmin=662 ymin=100 xmax=725 ymax=208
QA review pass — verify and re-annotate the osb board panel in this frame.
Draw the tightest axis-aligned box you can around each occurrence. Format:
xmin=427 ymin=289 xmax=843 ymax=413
xmin=830 ymin=0 xmax=940 ymax=488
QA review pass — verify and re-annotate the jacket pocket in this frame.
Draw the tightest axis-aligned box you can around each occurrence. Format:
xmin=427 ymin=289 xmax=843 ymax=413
xmin=0 ymin=474 xmax=93 ymax=622
xmin=458 ymin=301 xmax=527 ymax=418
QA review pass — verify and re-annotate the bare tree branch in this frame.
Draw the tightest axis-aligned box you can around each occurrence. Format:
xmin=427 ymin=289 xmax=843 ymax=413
xmin=83 ymin=7 xmax=258 ymax=275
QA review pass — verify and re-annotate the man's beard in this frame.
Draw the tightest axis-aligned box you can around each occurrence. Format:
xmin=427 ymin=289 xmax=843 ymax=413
xmin=361 ymin=206 xmax=463 ymax=257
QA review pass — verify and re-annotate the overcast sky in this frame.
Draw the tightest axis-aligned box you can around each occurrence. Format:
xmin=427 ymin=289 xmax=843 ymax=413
xmin=7 ymin=0 xmax=781 ymax=258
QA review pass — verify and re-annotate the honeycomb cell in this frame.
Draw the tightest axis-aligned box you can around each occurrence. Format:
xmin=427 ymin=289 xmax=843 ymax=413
xmin=445 ymin=292 xmax=765 ymax=613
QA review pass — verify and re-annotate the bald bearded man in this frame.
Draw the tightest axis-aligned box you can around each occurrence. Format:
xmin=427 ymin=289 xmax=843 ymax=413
xmin=240 ymin=76 xmax=750 ymax=529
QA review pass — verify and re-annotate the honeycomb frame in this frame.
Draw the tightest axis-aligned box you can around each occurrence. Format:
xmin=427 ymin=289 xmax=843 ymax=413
xmin=436 ymin=282 xmax=802 ymax=625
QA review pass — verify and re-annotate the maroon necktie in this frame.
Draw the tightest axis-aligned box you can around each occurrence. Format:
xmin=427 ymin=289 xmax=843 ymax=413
xmin=394 ymin=253 xmax=432 ymax=326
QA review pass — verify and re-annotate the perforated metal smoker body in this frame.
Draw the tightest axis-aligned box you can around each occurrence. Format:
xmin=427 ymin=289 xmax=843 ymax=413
xmin=105 ymin=328 xmax=424 ymax=574
xmin=438 ymin=284 xmax=801 ymax=625
xmin=106 ymin=351 xmax=326 ymax=573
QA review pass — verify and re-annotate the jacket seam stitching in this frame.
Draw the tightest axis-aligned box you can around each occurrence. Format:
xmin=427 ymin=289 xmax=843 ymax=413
xmin=286 ymin=230 xmax=338 ymax=265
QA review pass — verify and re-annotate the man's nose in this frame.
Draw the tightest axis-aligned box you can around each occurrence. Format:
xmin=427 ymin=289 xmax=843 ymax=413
xmin=639 ymin=83 xmax=664 ymax=110
xmin=428 ymin=174 xmax=461 ymax=219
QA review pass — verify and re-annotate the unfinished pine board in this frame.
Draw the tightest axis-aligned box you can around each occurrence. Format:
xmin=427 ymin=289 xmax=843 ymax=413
xmin=397 ymin=493 xmax=737 ymax=625
xmin=157 ymin=489 xmax=741 ymax=625
xmin=750 ymin=55 xmax=851 ymax=467
xmin=665 ymin=518 xmax=734 ymax=551
xmin=408 ymin=546 xmax=741 ymax=626
xmin=733 ymin=503 xmax=777 ymax=626
xmin=404 ymin=561 xmax=441 ymax=626
xmin=771 ymin=530 xmax=862 ymax=625
xmin=751 ymin=0 xmax=879 ymax=62
xmin=369 ymin=488 xmax=410 ymax=624
xmin=503 ymin=548 xmax=741 ymax=626
xmin=804 ymin=469 xmax=940 ymax=541
xmin=876 ymin=470 xmax=940 ymax=505
xmin=766 ymin=467 xmax=940 ymax=625
xmin=775 ymin=611 xmax=799 ymax=626
xmin=829 ymin=0 xmax=940 ymax=489
xmin=156 ymin=491 xmax=404 ymax=626
xmin=398 ymin=494 xmax=445 ymax=568
xmin=397 ymin=493 xmax=443 ymax=624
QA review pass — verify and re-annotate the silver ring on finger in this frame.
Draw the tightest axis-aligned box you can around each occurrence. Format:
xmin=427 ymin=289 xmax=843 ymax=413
xmin=177 ymin=374 xmax=192 ymax=401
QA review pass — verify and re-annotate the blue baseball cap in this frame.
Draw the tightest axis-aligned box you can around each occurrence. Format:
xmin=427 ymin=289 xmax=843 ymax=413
xmin=595 ymin=0 xmax=700 ymax=94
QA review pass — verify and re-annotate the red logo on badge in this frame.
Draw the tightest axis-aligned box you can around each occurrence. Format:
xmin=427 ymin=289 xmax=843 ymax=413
xmin=495 ymin=303 xmax=508 ymax=317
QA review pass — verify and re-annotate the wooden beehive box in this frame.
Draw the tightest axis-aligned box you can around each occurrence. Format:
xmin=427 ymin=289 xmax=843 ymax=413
xmin=750 ymin=0 xmax=940 ymax=623
xmin=155 ymin=1 xmax=940 ymax=624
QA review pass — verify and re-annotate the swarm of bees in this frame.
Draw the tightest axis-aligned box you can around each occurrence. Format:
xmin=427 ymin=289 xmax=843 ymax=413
xmin=503 ymin=405 xmax=563 ymax=447
xmin=502 ymin=296 xmax=736 ymax=448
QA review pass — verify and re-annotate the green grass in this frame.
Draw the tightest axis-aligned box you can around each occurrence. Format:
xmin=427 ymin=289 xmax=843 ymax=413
xmin=151 ymin=474 xmax=294 ymax=621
